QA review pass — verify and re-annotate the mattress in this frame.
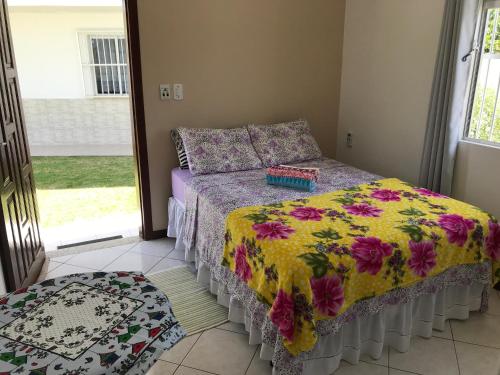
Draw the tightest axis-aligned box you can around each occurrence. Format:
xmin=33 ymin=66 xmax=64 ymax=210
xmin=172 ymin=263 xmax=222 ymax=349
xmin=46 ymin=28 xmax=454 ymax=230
xmin=171 ymin=167 xmax=192 ymax=205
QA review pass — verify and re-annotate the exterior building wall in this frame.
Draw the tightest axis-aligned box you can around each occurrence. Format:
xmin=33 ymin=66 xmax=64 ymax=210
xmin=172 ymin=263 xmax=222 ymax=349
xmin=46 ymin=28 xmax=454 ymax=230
xmin=24 ymin=98 xmax=132 ymax=156
xmin=9 ymin=5 xmax=132 ymax=155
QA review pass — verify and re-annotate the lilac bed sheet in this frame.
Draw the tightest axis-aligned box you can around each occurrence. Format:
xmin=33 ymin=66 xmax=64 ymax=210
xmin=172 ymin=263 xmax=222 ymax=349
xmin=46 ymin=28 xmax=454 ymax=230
xmin=171 ymin=167 xmax=193 ymax=204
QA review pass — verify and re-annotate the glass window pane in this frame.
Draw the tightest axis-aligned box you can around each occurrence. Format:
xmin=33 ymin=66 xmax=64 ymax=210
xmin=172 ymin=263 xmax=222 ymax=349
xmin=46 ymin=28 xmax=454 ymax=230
xmin=109 ymin=38 xmax=117 ymax=64
xmin=91 ymin=38 xmax=99 ymax=64
xmin=88 ymin=35 xmax=127 ymax=96
xmin=118 ymin=38 xmax=125 ymax=64
xmin=121 ymin=66 xmax=128 ymax=94
xmin=94 ymin=66 xmax=102 ymax=94
xmin=468 ymin=7 xmax=500 ymax=143
xmin=97 ymin=38 xmax=105 ymax=65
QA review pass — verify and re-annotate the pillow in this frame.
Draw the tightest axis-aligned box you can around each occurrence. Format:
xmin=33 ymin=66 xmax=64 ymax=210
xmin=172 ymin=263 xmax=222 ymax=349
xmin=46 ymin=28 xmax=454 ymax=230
xmin=247 ymin=119 xmax=322 ymax=166
xmin=170 ymin=129 xmax=189 ymax=170
xmin=177 ymin=127 xmax=263 ymax=175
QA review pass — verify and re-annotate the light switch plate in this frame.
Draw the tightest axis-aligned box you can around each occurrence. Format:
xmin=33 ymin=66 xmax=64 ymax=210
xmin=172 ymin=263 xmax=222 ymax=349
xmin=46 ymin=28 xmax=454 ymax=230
xmin=173 ymin=83 xmax=183 ymax=100
xmin=160 ymin=84 xmax=171 ymax=100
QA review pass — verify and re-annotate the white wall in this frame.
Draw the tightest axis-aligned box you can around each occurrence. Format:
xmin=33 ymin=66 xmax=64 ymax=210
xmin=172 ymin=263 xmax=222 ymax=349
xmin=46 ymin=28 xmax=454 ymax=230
xmin=338 ymin=0 xmax=500 ymax=219
xmin=9 ymin=6 xmax=124 ymax=99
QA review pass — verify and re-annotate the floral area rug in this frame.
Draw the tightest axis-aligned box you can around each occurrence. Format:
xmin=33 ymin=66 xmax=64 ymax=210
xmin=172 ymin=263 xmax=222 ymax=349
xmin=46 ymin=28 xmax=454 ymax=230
xmin=0 ymin=271 xmax=185 ymax=374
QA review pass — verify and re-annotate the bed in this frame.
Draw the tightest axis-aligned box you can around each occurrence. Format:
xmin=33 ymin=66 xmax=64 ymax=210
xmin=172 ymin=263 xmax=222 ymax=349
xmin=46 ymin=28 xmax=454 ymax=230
xmin=167 ymin=122 xmax=498 ymax=374
xmin=167 ymin=158 xmax=497 ymax=374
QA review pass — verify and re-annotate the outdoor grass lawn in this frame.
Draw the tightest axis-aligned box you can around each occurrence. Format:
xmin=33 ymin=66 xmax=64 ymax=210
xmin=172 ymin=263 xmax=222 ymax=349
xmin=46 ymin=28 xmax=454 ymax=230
xmin=32 ymin=156 xmax=138 ymax=228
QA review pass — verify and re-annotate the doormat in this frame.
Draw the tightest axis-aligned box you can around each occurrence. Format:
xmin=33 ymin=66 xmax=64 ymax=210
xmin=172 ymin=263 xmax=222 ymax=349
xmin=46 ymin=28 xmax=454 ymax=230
xmin=149 ymin=266 xmax=228 ymax=335
xmin=46 ymin=236 xmax=140 ymax=259
xmin=57 ymin=235 xmax=123 ymax=250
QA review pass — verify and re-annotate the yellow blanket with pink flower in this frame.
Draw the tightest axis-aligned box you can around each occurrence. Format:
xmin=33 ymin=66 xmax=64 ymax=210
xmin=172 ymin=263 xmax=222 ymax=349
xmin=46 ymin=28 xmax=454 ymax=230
xmin=222 ymin=178 xmax=500 ymax=356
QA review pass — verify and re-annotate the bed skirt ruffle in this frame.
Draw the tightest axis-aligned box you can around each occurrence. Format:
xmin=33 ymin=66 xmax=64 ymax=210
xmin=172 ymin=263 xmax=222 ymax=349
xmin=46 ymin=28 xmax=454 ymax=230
xmin=168 ymin=197 xmax=196 ymax=262
xmin=167 ymin=195 xmax=490 ymax=374
xmin=197 ymin=262 xmax=485 ymax=375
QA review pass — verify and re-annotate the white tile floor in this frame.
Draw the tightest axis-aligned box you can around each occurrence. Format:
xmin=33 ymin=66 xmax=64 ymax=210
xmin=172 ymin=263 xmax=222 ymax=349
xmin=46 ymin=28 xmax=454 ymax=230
xmin=41 ymin=212 xmax=141 ymax=251
xmin=38 ymin=238 xmax=500 ymax=375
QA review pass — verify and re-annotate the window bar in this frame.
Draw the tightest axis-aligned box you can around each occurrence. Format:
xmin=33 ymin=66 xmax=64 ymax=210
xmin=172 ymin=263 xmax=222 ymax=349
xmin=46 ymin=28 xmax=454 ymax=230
xmin=100 ymin=37 xmax=110 ymax=94
xmin=93 ymin=37 xmax=103 ymax=95
xmin=122 ymin=38 xmax=127 ymax=94
xmin=107 ymin=38 xmax=117 ymax=94
xmin=120 ymin=38 xmax=128 ymax=93
xmin=476 ymin=10 xmax=499 ymax=137
xmin=114 ymin=37 xmax=123 ymax=94
xmin=476 ymin=59 xmax=492 ymax=137
xmin=488 ymin=66 xmax=500 ymax=141
xmin=95 ymin=37 xmax=106 ymax=94
xmin=90 ymin=38 xmax=98 ymax=95
xmin=87 ymin=35 xmax=128 ymax=96
xmin=121 ymin=38 xmax=127 ymax=94
xmin=492 ymin=9 xmax=499 ymax=53
xmin=488 ymin=12 xmax=500 ymax=141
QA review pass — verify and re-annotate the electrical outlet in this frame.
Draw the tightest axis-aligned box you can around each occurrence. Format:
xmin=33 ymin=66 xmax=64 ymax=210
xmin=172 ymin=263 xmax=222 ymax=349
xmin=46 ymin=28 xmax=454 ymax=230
xmin=346 ymin=132 xmax=353 ymax=148
xmin=160 ymin=84 xmax=171 ymax=100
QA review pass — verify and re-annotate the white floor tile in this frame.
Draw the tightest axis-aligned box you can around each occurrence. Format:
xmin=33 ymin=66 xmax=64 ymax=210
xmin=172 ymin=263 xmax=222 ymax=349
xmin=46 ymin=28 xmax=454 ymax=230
xmin=455 ymin=341 xmax=500 ymax=375
xmin=167 ymin=248 xmax=186 ymax=261
xmin=182 ymin=328 xmax=256 ymax=375
xmin=44 ymin=263 xmax=96 ymax=279
xmin=40 ymin=259 xmax=63 ymax=275
xmin=65 ymin=245 xmax=133 ymax=270
xmin=159 ymin=334 xmax=201 ymax=364
xmin=147 ymin=258 xmax=186 ymax=275
xmin=130 ymin=238 xmax=175 ymax=258
xmin=174 ymin=366 xmax=213 ymax=375
xmin=451 ymin=312 xmax=500 ymax=348
xmin=216 ymin=321 xmax=248 ymax=335
xmin=432 ymin=321 xmax=453 ymax=340
xmin=389 ymin=336 xmax=459 ymax=375
xmin=360 ymin=345 xmax=389 ymax=366
xmin=146 ymin=360 xmax=178 ymax=375
xmin=47 ymin=261 xmax=63 ymax=272
xmin=49 ymin=254 xmax=76 ymax=263
xmin=336 ymin=361 xmax=388 ymax=375
xmin=487 ymin=289 xmax=500 ymax=316
xmin=102 ymin=252 xmax=163 ymax=274
xmin=389 ymin=369 xmax=419 ymax=375
xmin=245 ymin=347 xmax=272 ymax=375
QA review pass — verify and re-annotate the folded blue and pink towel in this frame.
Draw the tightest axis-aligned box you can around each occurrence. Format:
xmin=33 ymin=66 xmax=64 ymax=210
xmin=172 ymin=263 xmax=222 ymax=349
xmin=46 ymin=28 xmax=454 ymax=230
xmin=266 ymin=165 xmax=319 ymax=192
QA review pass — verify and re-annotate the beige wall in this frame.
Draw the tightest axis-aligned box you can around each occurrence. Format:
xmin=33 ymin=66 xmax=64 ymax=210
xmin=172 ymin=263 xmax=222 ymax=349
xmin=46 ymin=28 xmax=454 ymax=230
xmin=337 ymin=0 xmax=446 ymax=184
xmin=338 ymin=0 xmax=500 ymax=218
xmin=453 ymin=141 xmax=500 ymax=218
xmin=137 ymin=0 xmax=346 ymax=231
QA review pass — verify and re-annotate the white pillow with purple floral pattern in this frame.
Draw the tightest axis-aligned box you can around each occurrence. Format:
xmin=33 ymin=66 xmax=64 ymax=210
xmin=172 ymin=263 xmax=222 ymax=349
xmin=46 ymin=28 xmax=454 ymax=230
xmin=247 ymin=119 xmax=322 ymax=167
xmin=177 ymin=127 xmax=263 ymax=175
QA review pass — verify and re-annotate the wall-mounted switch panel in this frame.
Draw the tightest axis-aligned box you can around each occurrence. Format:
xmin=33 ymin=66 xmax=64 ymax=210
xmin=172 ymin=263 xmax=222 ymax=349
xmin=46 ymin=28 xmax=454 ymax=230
xmin=173 ymin=83 xmax=183 ymax=100
xmin=160 ymin=84 xmax=171 ymax=100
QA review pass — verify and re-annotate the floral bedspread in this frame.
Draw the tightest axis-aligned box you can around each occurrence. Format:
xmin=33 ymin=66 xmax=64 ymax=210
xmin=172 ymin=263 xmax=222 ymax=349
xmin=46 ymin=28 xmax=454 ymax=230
xmin=222 ymin=178 xmax=500 ymax=356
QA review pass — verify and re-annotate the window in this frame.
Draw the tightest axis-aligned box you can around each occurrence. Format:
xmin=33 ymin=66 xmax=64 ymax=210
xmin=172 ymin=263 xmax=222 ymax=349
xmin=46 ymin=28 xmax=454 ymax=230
xmin=465 ymin=2 xmax=500 ymax=144
xmin=79 ymin=33 xmax=128 ymax=96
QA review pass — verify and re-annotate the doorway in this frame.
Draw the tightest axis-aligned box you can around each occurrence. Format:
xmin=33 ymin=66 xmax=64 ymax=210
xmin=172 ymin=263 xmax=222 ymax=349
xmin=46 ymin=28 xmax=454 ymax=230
xmin=0 ymin=0 xmax=151 ymax=292
xmin=7 ymin=0 xmax=141 ymax=251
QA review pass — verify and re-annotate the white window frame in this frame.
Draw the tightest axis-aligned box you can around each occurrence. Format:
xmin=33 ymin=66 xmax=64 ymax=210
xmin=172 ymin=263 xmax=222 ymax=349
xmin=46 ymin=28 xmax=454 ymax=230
xmin=463 ymin=0 xmax=500 ymax=147
xmin=77 ymin=30 xmax=129 ymax=97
